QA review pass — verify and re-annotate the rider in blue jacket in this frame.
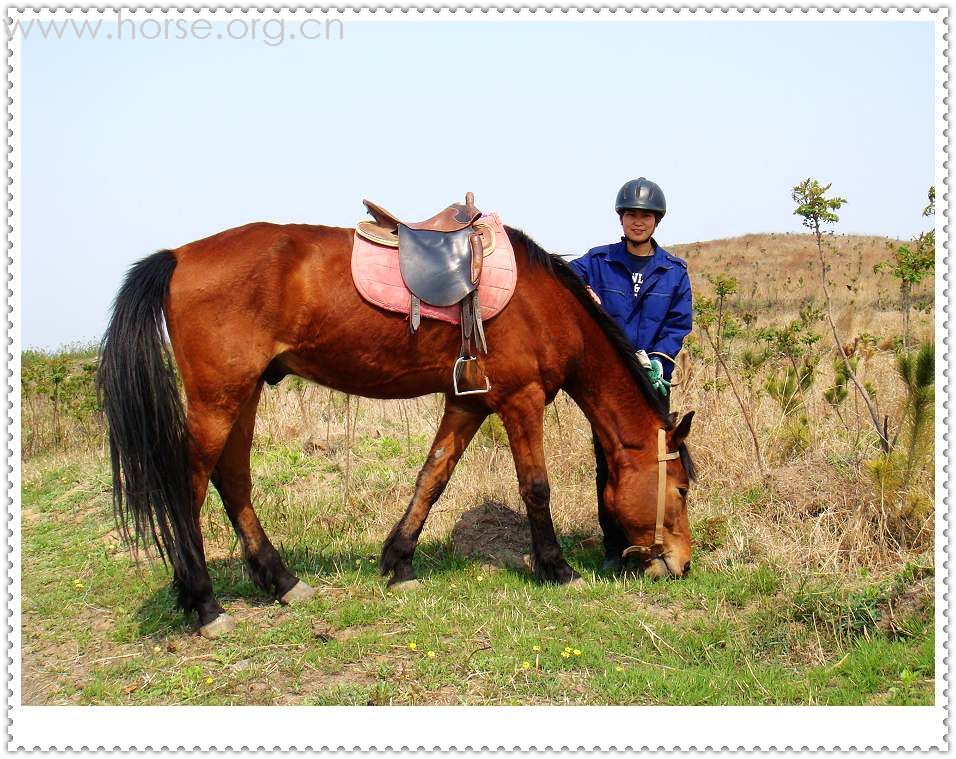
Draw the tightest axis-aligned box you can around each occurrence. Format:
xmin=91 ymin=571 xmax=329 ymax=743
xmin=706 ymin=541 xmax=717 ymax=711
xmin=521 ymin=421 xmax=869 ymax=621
xmin=570 ymin=177 xmax=693 ymax=572
xmin=569 ymin=178 xmax=692 ymax=382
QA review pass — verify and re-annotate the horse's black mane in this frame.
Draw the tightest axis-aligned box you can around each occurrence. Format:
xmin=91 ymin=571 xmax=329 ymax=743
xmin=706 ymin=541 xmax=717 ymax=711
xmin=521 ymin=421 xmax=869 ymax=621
xmin=504 ymin=225 xmax=696 ymax=480
xmin=504 ymin=225 xmax=670 ymax=419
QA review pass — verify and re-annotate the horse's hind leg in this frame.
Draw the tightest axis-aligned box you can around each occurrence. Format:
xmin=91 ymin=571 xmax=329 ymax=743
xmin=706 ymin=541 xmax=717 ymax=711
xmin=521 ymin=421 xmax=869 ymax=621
xmin=497 ymin=387 xmax=580 ymax=585
xmin=380 ymin=399 xmax=487 ymax=587
xmin=177 ymin=402 xmax=246 ymax=637
xmin=211 ymin=382 xmax=309 ymax=604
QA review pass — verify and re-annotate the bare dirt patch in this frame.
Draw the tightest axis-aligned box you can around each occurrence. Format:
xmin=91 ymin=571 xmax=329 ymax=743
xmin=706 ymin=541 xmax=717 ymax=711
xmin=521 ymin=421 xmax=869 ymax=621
xmin=20 ymin=606 xmax=137 ymax=704
xmin=451 ymin=500 xmax=531 ymax=570
xmin=289 ymin=664 xmax=378 ymax=704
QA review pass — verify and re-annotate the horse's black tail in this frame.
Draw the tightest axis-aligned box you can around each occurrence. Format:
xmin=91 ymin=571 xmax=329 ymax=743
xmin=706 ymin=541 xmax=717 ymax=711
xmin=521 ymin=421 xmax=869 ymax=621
xmin=96 ymin=250 xmax=203 ymax=610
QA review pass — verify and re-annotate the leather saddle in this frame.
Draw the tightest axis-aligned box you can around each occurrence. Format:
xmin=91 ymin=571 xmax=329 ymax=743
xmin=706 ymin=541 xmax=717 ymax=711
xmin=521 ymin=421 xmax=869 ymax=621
xmin=356 ymin=192 xmax=494 ymax=395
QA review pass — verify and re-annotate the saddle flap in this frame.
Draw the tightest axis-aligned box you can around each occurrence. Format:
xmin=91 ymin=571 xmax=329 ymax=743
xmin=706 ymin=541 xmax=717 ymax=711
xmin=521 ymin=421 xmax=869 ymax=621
xmin=398 ymin=226 xmax=479 ymax=308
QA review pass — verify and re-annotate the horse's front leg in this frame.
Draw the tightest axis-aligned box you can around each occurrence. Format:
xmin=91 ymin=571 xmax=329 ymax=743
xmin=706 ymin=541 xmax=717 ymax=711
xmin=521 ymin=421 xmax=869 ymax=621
xmin=593 ymin=436 xmax=627 ymax=573
xmin=498 ymin=387 xmax=581 ymax=585
xmin=380 ymin=398 xmax=487 ymax=587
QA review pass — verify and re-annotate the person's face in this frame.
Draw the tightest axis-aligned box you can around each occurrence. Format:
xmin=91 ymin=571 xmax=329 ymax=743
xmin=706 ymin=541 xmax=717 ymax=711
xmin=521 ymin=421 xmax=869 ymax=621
xmin=620 ymin=209 xmax=658 ymax=245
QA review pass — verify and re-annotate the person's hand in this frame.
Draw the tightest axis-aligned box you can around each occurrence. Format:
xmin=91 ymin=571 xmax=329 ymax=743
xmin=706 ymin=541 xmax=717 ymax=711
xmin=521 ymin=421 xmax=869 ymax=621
xmin=586 ymin=286 xmax=602 ymax=305
xmin=635 ymin=351 xmax=669 ymax=396
xmin=649 ymin=359 xmax=664 ymax=381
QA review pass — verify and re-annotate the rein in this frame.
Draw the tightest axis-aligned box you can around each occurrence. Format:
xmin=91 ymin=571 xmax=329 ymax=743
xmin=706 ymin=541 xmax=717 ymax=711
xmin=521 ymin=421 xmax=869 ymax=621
xmin=620 ymin=428 xmax=681 ymax=562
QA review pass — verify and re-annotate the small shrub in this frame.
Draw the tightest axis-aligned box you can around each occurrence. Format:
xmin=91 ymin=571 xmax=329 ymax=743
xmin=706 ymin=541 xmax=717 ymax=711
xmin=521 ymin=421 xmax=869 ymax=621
xmin=766 ymin=358 xmax=815 ymax=460
xmin=766 ymin=359 xmax=815 ymax=418
xmin=777 ymin=415 xmax=811 ymax=460
xmin=864 ymin=342 xmax=934 ymax=542
xmin=824 ymin=355 xmax=853 ymax=408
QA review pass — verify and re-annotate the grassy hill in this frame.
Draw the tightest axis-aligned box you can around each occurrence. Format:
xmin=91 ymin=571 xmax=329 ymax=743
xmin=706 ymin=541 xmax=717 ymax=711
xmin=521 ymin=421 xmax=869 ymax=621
xmin=670 ymin=232 xmax=932 ymax=343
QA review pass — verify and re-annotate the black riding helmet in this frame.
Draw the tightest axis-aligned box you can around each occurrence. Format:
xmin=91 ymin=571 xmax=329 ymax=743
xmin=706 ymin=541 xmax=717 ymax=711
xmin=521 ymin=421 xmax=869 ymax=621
xmin=615 ymin=178 xmax=666 ymax=220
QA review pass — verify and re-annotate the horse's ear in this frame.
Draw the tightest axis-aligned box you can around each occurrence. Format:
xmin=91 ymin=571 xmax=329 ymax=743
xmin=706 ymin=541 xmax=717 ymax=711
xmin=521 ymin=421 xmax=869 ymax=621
xmin=672 ymin=410 xmax=694 ymax=446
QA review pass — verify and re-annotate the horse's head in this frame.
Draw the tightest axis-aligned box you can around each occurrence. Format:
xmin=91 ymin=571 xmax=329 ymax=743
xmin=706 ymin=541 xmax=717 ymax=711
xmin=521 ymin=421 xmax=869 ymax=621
xmin=606 ymin=411 xmax=695 ymax=579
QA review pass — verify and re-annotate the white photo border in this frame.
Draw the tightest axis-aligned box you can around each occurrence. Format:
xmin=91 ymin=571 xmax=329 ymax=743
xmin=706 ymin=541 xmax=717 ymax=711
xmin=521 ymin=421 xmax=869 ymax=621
xmin=4 ymin=5 xmax=949 ymax=751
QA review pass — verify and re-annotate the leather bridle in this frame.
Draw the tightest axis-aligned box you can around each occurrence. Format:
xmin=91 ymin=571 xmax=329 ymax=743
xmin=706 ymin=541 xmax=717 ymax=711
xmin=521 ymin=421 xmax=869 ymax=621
xmin=620 ymin=428 xmax=681 ymax=562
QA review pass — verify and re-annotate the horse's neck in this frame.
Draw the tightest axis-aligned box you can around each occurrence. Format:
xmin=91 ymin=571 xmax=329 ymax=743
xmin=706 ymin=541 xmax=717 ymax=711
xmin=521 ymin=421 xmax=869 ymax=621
xmin=563 ymin=316 xmax=660 ymax=457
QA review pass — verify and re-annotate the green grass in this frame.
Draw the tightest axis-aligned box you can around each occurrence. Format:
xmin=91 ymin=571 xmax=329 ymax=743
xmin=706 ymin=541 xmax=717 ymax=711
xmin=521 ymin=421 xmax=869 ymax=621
xmin=20 ymin=449 xmax=934 ymax=706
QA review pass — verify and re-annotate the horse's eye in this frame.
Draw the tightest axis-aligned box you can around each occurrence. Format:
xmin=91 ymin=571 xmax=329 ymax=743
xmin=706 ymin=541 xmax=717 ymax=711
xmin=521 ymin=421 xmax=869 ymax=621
xmin=677 ymin=487 xmax=689 ymax=499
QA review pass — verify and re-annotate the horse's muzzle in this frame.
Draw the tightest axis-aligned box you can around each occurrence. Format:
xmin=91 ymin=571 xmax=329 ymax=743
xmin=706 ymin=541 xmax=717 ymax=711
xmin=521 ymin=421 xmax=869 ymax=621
xmin=642 ymin=553 xmax=691 ymax=580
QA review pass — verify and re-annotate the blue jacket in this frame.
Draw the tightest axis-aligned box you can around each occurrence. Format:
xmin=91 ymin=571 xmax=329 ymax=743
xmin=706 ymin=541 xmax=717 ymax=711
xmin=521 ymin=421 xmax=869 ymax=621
xmin=569 ymin=239 xmax=692 ymax=380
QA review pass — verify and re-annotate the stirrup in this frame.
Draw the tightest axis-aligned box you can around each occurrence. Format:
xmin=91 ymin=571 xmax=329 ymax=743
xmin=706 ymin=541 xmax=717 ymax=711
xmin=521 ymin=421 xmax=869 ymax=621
xmin=453 ymin=355 xmax=491 ymax=396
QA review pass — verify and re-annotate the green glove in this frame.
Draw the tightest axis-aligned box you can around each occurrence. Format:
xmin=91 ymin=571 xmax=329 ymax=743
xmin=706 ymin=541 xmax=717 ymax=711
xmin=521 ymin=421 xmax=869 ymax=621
xmin=647 ymin=358 xmax=670 ymax=397
xmin=634 ymin=350 xmax=670 ymax=396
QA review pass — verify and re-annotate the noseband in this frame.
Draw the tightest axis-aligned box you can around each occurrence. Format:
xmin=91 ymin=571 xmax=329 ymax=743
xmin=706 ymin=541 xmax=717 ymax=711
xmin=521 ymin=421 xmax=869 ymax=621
xmin=621 ymin=428 xmax=681 ymax=562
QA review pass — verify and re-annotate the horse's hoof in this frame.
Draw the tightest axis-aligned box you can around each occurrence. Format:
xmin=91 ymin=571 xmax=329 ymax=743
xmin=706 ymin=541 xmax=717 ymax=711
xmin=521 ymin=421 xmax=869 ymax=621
xmin=199 ymin=613 xmax=235 ymax=640
xmin=280 ymin=580 xmax=316 ymax=605
xmin=389 ymin=579 xmax=420 ymax=593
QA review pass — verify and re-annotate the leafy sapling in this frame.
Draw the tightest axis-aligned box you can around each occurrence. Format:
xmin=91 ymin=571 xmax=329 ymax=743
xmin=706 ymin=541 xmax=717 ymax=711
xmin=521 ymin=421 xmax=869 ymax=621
xmin=874 ymin=186 xmax=935 ymax=351
xmin=792 ymin=178 xmax=890 ymax=452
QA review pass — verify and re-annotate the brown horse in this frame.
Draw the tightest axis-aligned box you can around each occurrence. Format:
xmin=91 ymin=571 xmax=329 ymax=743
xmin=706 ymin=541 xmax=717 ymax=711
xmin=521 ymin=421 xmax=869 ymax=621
xmin=96 ymin=222 xmax=695 ymax=638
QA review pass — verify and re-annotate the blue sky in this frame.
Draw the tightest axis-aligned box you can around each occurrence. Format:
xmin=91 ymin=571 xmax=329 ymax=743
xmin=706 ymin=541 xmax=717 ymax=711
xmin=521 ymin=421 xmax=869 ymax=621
xmin=22 ymin=18 xmax=936 ymax=349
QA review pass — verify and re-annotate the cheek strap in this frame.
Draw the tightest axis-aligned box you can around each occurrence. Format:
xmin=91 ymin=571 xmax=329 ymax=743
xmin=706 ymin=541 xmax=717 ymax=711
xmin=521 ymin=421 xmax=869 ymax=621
xmin=622 ymin=428 xmax=681 ymax=559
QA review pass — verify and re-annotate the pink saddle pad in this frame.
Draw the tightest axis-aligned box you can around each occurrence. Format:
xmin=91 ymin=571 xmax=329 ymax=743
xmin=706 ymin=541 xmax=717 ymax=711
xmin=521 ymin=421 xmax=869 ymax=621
xmin=351 ymin=212 xmax=516 ymax=325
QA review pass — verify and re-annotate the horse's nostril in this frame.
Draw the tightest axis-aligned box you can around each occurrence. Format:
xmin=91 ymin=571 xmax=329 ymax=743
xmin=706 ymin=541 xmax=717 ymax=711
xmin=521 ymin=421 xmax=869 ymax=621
xmin=683 ymin=561 xmax=692 ymax=576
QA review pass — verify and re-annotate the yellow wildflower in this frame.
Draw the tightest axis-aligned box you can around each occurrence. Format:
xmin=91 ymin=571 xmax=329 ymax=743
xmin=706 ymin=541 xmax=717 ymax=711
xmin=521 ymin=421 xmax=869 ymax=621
xmin=426 ymin=650 xmax=436 ymax=659
xmin=573 ymin=649 xmax=582 ymax=657
xmin=615 ymin=666 xmax=624 ymax=672
xmin=205 ymin=676 xmax=213 ymax=685
xmin=532 ymin=645 xmax=541 ymax=652
xmin=561 ymin=650 xmax=571 ymax=658
xmin=521 ymin=661 xmax=531 ymax=670
xmin=407 ymin=642 xmax=417 ymax=651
